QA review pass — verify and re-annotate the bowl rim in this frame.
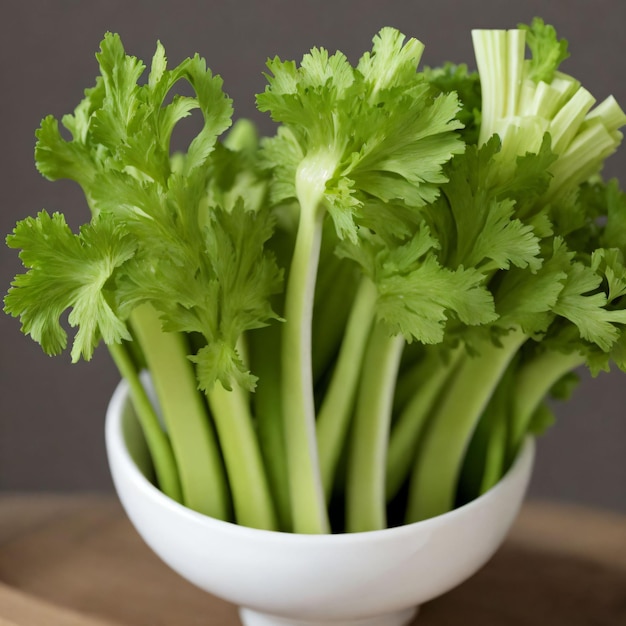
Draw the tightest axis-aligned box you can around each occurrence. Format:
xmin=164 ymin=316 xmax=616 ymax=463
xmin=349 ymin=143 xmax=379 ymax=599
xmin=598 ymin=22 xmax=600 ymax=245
xmin=106 ymin=376 xmax=535 ymax=544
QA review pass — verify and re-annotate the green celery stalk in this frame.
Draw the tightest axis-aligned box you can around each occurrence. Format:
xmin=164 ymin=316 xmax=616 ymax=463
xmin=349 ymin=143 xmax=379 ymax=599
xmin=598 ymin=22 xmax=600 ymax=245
xmin=312 ymin=257 xmax=360 ymax=384
xmin=406 ymin=327 xmax=528 ymax=522
xmin=509 ymin=349 xmax=585 ymax=457
xmin=107 ymin=341 xmax=182 ymax=503
xmin=248 ymin=322 xmax=292 ymax=532
xmin=206 ymin=381 xmax=278 ymax=531
xmin=459 ymin=356 xmax=517 ymax=502
xmin=479 ymin=402 xmax=509 ymax=493
xmin=346 ymin=322 xmax=405 ymax=532
xmin=392 ymin=346 xmax=430 ymax=414
xmin=281 ymin=201 xmax=330 ymax=534
xmin=130 ymin=304 xmax=230 ymax=520
xmin=316 ymin=277 xmax=378 ymax=502
xmin=385 ymin=345 xmax=463 ymax=503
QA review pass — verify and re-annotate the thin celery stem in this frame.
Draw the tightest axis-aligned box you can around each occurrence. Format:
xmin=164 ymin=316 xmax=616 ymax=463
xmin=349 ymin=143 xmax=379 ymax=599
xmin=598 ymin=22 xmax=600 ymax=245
xmin=509 ymin=349 xmax=585 ymax=455
xmin=107 ymin=341 xmax=183 ymax=503
xmin=345 ymin=324 xmax=405 ymax=533
xmin=478 ymin=359 xmax=517 ymax=495
xmin=311 ymin=260 xmax=359 ymax=383
xmin=316 ymin=277 xmax=378 ymax=502
xmin=207 ymin=383 xmax=278 ymax=531
xmin=281 ymin=207 xmax=330 ymax=534
xmin=249 ymin=323 xmax=292 ymax=532
xmin=385 ymin=344 xmax=463 ymax=503
xmin=480 ymin=408 xmax=508 ymax=494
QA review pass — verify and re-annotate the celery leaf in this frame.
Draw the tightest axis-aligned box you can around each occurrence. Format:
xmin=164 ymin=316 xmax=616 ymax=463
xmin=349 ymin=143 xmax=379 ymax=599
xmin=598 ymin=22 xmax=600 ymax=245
xmin=340 ymin=227 xmax=496 ymax=344
xmin=425 ymin=62 xmax=482 ymax=145
xmin=519 ymin=18 xmax=570 ymax=84
xmin=552 ymin=261 xmax=626 ymax=351
xmin=257 ymin=27 xmax=464 ymax=242
xmin=5 ymin=211 xmax=135 ymax=361
xmin=433 ymin=138 xmax=543 ymax=273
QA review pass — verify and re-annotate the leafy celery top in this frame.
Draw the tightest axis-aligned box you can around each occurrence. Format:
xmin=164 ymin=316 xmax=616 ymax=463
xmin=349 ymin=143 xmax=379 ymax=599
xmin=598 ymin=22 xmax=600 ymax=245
xmin=6 ymin=18 xmax=626 ymax=533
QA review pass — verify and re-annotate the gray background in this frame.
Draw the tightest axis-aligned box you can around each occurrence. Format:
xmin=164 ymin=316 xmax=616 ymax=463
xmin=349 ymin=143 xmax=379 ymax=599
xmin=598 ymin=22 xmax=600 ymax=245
xmin=0 ymin=0 xmax=624 ymax=512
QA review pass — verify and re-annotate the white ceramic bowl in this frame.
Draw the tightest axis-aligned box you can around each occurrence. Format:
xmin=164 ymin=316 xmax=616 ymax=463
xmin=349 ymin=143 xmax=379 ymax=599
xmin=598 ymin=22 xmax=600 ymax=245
xmin=106 ymin=378 xmax=534 ymax=626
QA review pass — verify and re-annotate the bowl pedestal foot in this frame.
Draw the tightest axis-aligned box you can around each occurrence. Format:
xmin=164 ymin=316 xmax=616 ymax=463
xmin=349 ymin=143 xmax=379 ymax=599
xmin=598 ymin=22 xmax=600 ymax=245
xmin=239 ymin=606 xmax=419 ymax=626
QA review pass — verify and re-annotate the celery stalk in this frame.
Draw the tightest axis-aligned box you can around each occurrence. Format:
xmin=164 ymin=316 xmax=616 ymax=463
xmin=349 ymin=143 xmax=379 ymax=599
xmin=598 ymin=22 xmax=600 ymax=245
xmin=460 ymin=357 xmax=517 ymax=502
xmin=316 ymin=278 xmax=378 ymax=501
xmin=406 ymin=327 xmax=527 ymax=522
xmin=130 ymin=304 xmax=230 ymax=520
xmin=248 ymin=321 xmax=292 ymax=531
xmin=509 ymin=349 xmax=585 ymax=456
xmin=385 ymin=345 xmax=463 ymax=502
xmin=206 ymin=382 xmax=278 ymax=531
xmin=312 ymin=258 xmax=360 ymax=383
xmin=346 ymin=323 xmax=405 ymax=532
xmin=107 ymin=341 xmax=182 ymax=503
xmin=281 ymin=203 xmax=330 ymax=534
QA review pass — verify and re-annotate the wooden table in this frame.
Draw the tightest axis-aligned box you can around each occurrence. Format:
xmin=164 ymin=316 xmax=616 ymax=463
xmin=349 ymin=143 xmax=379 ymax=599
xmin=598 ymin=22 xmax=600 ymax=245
xmin=0 ymin=495 xmax=624 ymax=625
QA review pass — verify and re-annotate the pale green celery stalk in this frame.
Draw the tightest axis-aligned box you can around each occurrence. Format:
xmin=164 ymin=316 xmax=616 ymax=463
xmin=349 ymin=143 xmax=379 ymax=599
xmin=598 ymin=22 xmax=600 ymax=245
xmin=392 ymin=344 xmax=461 ymax=413
xmin=405 ymin=326 xmax=528 ymax=523
xmin=548 ymin=122 xmax=621 ymax=198
xmin=549 ymin=87 xmax=595 ymax=153
xmin=509 ymin=349 xmax=585 ymax=457
xmin=392 ymin=346 xmax=429 ymax=414
xmin=281 ymin=199 xmax=330 ymax=533
xmin=316 ymin=277 xmax=378 ymax=502
xmin=280 ymin=152 xmax=340 ymax=534
xmin=472 ymin=358 xmax=518 ymax=497
xmin=479 ymin=401 xmax=508 ymax=493
xmin=385 ymin=345 xmax=463 ymax=503
xmin=345 ymin=323 xmax=405 ymax=533
xmin=247 ymin=322 xmax=292 ymax=531
xmin=545 ymin=99 xmax=625 ymax=197
xmin=472 ymin=28 xmax=525 ymax=146
xmin=130 ymin=304 xmax=230 ymax=520
xmin=519 ymin=78 xmax=571 ymax=121
xmin=107 ymin=341 xmax=182 ymax=503
xmin=587 ymin=95 xmax=626 ymax=127
xmin=206 ymin=382 xmax=278 ymax=531
xmin=311 ymin=258 xmax=359 ymax=383
xmin=473 ymin=27 xmax=626 ymax=196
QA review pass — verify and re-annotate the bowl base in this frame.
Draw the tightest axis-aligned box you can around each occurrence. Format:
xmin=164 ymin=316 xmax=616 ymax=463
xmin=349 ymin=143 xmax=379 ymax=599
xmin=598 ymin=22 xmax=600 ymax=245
xmin=239 ymin=606 xmax=419 ymax=626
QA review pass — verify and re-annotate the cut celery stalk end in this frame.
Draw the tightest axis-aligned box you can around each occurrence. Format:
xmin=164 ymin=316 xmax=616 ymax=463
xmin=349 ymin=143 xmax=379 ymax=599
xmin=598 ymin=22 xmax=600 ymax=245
xmin=472 ymin=28 xmax=525 ymax=145
xmin=549 ymin=122 xmax=616 ymax=197
xmin=473 ymin=23 xmax=624 ymax=196
xmin=549 ymin=86 xmax=596 ymax=154
xmin=586 ymin=95 xmax=626 ymax=132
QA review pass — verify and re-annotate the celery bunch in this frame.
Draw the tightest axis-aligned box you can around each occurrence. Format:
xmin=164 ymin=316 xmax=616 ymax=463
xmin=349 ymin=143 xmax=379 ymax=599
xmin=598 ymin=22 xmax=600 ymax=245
xmin=6 ymin=19 xmax=626 ymax=533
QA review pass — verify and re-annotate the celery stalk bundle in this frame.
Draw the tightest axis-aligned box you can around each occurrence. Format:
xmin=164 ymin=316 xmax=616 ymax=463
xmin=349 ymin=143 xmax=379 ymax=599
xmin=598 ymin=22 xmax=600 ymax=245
xmin=6 ymin=18 xmax=626 ymax=533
